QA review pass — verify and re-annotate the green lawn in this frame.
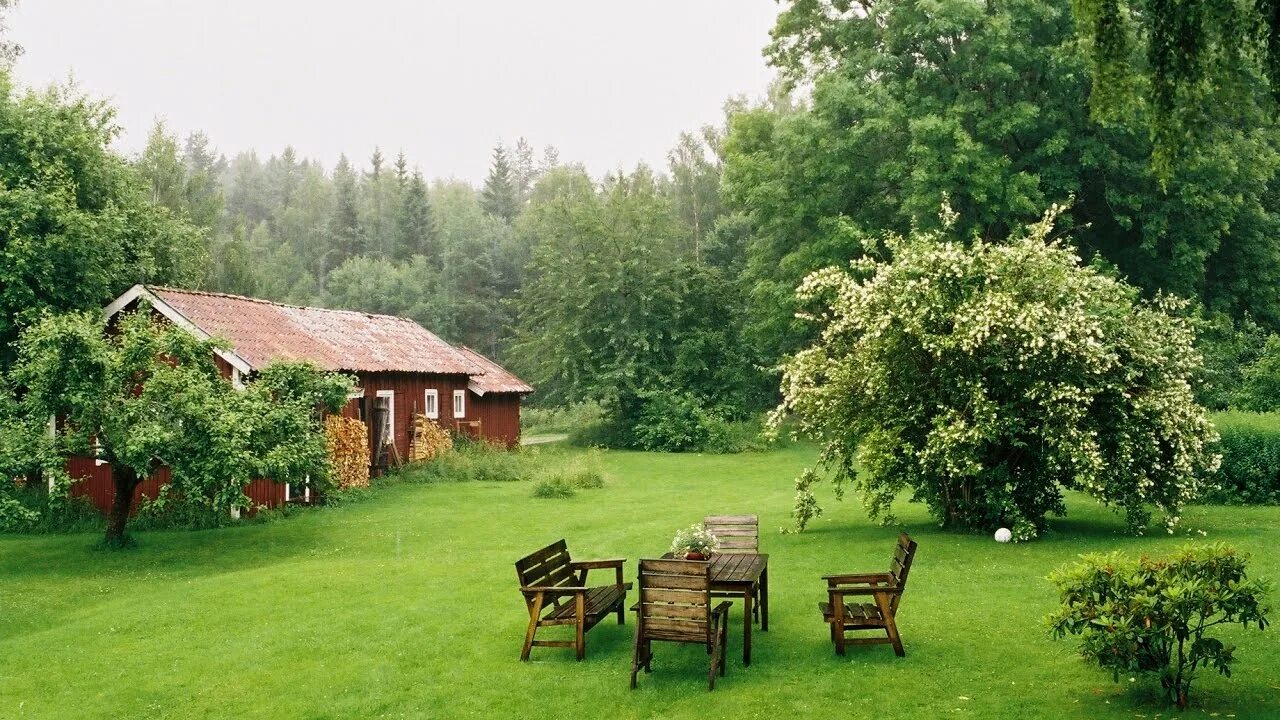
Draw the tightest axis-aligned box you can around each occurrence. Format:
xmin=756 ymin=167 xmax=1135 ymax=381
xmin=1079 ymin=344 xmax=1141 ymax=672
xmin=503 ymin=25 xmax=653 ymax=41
xmin=2 ymin=445 xmax=1278 ymax=719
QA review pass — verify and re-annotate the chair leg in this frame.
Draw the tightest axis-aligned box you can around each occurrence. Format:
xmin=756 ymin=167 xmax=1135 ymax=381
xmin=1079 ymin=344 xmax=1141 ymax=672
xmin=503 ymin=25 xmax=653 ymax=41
xmin=520 ymin=595 xmax=544 ymax=661
xmin=575 ymin=594 xmax=587 ymax=661
xmin=720 ymin=615 xmax=729 ymax=677
xmin=885 ymin=617 xmax=905 ymax=657
xmin=875 ymin=592 xmax=905 ymax=657
xmin=644 ymin=640 xmax=653 ymax=672
xmin=630 ymin=628 xmax=642 ymax=689
xmin=835 ymin=623 xmax=847 ymax=656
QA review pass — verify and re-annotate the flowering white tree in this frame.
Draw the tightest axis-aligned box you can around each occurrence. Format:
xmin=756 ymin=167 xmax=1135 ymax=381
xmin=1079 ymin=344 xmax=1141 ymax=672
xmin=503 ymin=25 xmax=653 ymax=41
xmin=776 ymin=204 xmax=1219 ymax=540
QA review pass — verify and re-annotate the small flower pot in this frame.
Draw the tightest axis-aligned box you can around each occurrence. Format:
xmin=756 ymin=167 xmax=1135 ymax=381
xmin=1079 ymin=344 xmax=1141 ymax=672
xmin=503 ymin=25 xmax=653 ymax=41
xmin=684 ymin=551 xmax=707 ymax=561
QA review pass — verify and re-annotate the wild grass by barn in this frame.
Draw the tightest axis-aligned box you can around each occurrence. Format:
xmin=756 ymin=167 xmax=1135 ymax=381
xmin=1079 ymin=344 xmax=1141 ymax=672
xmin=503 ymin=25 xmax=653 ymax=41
xmin=2 ymin=445 xmax=1277 ymax=719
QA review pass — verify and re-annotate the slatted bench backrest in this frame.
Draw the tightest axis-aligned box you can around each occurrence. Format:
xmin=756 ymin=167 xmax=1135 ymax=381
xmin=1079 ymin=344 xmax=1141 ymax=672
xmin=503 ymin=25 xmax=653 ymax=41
xmin=888 ymin=532 xmax=918 ymax=614
xmin=637 ymin=558 xmax=713 ymax=646
xmin=516 ymin=539 xmax=575 ymax=597
xmin=703 ymin=515 xmax=759 ymax=553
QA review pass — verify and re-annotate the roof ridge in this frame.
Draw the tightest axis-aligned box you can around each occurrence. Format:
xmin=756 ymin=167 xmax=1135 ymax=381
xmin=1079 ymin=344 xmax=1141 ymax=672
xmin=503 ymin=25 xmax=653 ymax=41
xmin=147 ymin=285 xmax=420 ymax=324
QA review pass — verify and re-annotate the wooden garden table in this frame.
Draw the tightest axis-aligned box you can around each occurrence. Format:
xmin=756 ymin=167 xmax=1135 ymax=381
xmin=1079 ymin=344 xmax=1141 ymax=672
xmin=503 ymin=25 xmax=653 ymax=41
xmin=663 ymin=552 xmax=769 ymax=665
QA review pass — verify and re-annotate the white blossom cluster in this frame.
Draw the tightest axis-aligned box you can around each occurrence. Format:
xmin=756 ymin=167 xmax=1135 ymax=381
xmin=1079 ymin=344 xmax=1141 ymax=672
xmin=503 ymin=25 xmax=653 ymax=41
xmin=775 ymin=205 xmax=1220 ymax=539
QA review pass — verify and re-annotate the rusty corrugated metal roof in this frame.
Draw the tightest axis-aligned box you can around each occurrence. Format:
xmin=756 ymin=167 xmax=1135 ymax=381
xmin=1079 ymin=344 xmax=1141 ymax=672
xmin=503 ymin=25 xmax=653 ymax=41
xmin=456 ymin=346 xmax=534 ymax=395
xmin=149 ymin=286 xmax=483 ymax=376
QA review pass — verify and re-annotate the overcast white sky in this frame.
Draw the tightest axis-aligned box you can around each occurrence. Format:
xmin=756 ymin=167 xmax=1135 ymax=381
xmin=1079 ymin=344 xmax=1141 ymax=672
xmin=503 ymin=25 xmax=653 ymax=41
xmin=8 ymin=1 xmax=780 ymax=183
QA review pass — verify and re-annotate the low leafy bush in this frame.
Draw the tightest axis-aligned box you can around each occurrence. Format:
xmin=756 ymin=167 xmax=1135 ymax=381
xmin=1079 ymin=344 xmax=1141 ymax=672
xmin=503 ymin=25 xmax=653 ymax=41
xmin=131 ymin=486 xmax=233 ymax=531
xmin=1208 ymin=412 xmax=1280 ymax=504
xmin=531 ymin=475 xmax=576 ymax=498
xmin=1 ymin=480 xmax=102 ymax=534
xmin=1047 ymin=544 xmax=1271 ymax=710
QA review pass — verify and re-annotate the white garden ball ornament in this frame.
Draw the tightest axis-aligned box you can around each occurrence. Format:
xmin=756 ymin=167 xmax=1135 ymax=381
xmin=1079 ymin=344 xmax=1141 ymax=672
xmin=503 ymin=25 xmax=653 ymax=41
xmin=994 ymin=527 xmax=1013 ymax=543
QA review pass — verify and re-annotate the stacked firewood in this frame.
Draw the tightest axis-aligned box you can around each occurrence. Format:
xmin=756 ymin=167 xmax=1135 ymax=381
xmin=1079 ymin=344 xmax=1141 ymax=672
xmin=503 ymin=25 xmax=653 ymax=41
xmin=325 ymin=415 xmax=370 ymax=489
xmin=410 ymin=414 xmax=453 ymax=462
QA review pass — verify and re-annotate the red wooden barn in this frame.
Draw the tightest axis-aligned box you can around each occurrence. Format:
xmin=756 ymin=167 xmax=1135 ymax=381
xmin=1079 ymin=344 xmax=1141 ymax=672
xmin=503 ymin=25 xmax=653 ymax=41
xmin=69 ymin=284 xmax=533 ymax=513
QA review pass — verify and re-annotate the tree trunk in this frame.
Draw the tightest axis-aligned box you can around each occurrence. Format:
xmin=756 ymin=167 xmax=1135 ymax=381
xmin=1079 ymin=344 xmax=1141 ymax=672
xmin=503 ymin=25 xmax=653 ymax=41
xmin=105 ymin=464 xmax=141 ymax=548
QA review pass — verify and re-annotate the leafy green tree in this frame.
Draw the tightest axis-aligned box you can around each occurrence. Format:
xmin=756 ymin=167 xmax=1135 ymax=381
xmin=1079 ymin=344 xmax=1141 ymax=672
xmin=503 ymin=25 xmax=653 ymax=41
xmin=776 ymin=205 xmax=1220 ymax=539
xmin=0 ymin=0 xmax=21 ymax=68
xmin=181 ymin=131 xmax=225 ymax=233
xmin=0 ymin=72 xmax=204 ymax=366
xmin=480 ymin=143 xmax=521 ymax=223
xmin=137 ymin=121 xmax=187 ymax=212
xmin=1072 ymin=0 xmax=1280 ymax=176
xmin=5 ymin=308 xmax=352 ymax=546
xmin=208 ymin=222 xmax=261 ymax=297
xmin=223 ymin=151 xmax=271 ymax=230
xmin=667 ymin=129 xmax=723 ymax=262
xmin=727 ymin=0 xmax=1280 ymax=367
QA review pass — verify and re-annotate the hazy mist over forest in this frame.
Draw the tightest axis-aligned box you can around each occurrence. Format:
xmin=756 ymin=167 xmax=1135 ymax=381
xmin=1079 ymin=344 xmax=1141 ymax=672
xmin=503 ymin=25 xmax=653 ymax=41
xmin=7 ymin=1 xmax=779 ymax=182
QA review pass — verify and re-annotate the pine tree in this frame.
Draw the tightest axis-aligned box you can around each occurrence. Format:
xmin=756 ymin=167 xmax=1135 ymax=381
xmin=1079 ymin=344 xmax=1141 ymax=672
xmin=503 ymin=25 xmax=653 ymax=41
xmin=480 ymin=143 xmax=520 ymax=223
xmin=326 ymin=154 xmax=364 ymax=274
xmin=393 ymin=150 xmax=409 ymax=188
xmin=395 ymin=170 xmax=439 ymax=262
xmin=363 ymin=147 xmax=391 ymax=257
xmin=512 ymin=137 xmax=537 ymax=203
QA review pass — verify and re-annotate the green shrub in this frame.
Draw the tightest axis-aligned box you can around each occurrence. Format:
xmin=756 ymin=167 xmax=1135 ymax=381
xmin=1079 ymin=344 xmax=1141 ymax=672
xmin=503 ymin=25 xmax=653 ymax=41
xmin=1234 ymin=336 xmax=1280 ymax=411
xmin=1207 ymin=412 xmax=1280 ymax=504
xmin=629 ymin=390 xmax=721 ymax=452
xmin=531 ymin=475 xmax=576 ymax=498
xmin=1047 ymin=544 xmax=1271 ymax=710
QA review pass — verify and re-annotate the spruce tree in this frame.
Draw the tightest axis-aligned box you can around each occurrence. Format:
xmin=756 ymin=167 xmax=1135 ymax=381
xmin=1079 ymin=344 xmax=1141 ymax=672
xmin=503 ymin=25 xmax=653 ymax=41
xmin=395 ymin=170 xmax=439 ymax=262
xmin=480 ymin=143 xmax=520 ymax=223
xmin=326 ymin=154 xmax=364 ymax=273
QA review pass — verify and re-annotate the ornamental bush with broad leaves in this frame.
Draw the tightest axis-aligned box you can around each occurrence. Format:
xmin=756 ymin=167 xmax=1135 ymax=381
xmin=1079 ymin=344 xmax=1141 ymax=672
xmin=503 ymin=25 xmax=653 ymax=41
xmin=774 ymin=203 xmax=1220 ymax=539
xmin=1046 ymin=545 xmax=1271 ymax=710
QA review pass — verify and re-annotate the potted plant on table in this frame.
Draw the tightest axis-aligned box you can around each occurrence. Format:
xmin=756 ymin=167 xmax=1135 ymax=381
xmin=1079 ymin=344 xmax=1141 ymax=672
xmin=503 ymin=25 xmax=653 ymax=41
xmin=671 ymin=523 xmax=720 ymax=560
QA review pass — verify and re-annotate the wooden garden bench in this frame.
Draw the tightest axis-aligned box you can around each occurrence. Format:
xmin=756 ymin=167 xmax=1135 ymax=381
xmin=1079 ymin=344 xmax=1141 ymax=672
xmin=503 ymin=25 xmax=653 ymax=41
xmin=515 ymin=539 xmax=630 ymax=661
xmin=630 ymin=558 xmax=731 ymax=691
xmin=818 ymin=532 xmax=918 ymax=657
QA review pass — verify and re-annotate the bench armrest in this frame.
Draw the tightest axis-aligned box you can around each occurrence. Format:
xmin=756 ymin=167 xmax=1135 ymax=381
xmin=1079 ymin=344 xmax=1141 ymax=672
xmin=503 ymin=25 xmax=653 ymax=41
xmin=571 ymin=558 xmax=627 ymax=585
xmin=823 ymin=572 xmax=894 ymax=586
xmin=570 ymin=558 xmax=626 ymax=569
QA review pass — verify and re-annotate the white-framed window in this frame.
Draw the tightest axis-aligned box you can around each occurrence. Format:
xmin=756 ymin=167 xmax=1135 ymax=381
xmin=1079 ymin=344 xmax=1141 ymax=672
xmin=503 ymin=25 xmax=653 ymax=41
xmin=424 ymin=389 xmax=439 ymax=419
xmin=453 ymin=389 xmax=466 ymax=418
xmin=231 ymin=367 xmax=245 ymax=390
xmin=376 ymin=390 xmax=395 ymax=446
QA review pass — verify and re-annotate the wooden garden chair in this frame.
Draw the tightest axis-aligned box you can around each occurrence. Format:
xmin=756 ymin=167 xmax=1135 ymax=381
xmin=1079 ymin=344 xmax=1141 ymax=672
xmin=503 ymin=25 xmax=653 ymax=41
xmin=818 ymin=532 xmax=918 ymax=657
xmin=704 ymin=514 xmax=761 ymax=625
xmin=515 ymin=539 xmax=629 ymax=661
xmin=630 ymin=558 xmax=731 ymax=691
